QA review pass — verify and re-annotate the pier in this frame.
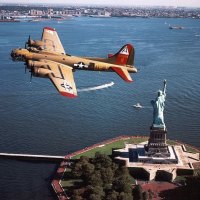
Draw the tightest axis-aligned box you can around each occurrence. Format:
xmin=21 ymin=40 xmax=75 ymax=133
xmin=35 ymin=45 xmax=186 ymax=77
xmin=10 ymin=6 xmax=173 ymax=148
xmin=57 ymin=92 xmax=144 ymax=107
xmin=0 ymin=152 xmax=65 ymax=162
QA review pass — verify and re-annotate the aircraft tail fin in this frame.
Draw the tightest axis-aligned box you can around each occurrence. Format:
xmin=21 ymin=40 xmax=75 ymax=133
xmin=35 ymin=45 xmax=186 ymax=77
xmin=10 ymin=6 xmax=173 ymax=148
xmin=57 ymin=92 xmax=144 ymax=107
xmin=108 ymin=44 xmax=135 ymax=66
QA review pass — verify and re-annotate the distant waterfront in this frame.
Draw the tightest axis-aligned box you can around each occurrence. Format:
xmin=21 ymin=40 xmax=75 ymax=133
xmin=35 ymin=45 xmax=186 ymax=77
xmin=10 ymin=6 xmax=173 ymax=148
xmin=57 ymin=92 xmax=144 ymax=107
xmin=0 ymin=17 xmax=200 ymax=199
xmin=1 ymin=5 xmax=200 ymax=19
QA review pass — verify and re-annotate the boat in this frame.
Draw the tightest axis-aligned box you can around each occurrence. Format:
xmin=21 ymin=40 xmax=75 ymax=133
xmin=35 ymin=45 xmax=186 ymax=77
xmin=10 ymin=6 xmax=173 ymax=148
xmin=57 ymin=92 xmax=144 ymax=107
xmin=0 ymin=19 xmax=20 ymax=22
xmin=89 ymin=15 xmax=111 ymax=18
xmin=169 ymin=25 xmax=183 ymax=30
xmin=0 ymin=16 xmax=20 ymax=22
xmin=133 ymin=103 xmax=142 ymax=108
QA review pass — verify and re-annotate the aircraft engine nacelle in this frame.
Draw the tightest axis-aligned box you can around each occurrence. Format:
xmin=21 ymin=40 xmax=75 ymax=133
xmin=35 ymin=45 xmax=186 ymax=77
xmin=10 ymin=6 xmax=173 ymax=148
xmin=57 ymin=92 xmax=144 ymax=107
xmin=33 ymin=67 xmax=51 ymax=78
xmin=26 ymin=60 xmax=46 ymax=69
xmin=27 ymin=40 xmax=45 ymax=50
xmin=32 ymin=40 xmax=45 ymax=49
xmin=26 ymin=60 xmax=51 ymax=78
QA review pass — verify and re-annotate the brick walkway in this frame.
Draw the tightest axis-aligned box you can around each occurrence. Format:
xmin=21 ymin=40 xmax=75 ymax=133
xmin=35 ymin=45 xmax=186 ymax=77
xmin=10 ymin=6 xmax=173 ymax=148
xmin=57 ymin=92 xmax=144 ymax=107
xmin=141 ymin=181 xmax=178 ymax=200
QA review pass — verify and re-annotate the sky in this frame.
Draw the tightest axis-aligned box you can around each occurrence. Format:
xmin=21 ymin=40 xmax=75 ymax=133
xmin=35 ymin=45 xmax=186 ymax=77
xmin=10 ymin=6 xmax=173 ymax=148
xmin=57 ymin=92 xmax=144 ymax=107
xmin=1 ymin=0 xmax=200 ymax=8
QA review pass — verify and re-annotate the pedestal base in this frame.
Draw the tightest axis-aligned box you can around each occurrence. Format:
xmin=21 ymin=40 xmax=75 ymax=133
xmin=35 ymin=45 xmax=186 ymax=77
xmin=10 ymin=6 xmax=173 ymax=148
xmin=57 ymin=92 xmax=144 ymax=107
xmin=146 ymin=126 xmax=169 ymax=157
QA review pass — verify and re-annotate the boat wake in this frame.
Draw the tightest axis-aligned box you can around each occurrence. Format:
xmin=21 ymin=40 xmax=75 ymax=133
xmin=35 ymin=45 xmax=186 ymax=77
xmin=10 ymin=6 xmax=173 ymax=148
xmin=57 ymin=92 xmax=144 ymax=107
xmin=132 ymin=105 xmax=151 ymax=109
xmin=77 ymin=82 xmax=114 ymax=92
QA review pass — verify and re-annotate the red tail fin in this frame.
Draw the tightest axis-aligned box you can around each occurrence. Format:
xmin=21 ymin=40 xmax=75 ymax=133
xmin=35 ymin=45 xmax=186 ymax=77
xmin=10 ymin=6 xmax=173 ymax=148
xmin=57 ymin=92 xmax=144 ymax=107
xmin=108 ymin=44 xmax=134 ymax=66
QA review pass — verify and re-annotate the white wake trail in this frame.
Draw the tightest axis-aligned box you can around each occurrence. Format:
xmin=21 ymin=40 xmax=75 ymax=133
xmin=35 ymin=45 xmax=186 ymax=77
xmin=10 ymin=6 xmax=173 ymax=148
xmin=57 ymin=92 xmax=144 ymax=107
xmin=77 ymin=82 xmax=114 ymax=92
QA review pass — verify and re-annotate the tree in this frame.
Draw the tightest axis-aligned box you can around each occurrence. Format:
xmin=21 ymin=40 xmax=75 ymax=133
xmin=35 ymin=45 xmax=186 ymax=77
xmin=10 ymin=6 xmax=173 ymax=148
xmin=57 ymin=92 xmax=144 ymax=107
xmin=133 ymin=185 xmax=143 ymax=200
xmin=82 ymin=163 xmax=95 ymax=181
xmin=71 ymin=189 xmax=83 ymax=200
xmin=101 ymin=167 xmax=114 ymax=184
xmin=79 ymin=156 xmax=90 ymax=163
xmin=90 ymin=185 xmax=105 ymax=197
xmin=112 ymin=167 xmax=132 ymax=194
xmin=68 ymin=153 xmax=138 ymax=199
xmin=122 ymin=182 xmax=132 ymax=194
xmin=71 ymin=162 xmax=83 ymax=178
xmin=71 ymin=157 xmax=93 ymax=179
xmin=105 ymin=190 xmax=119 ymax=200
xmin=92 ymin=152 xmax=112 ymax=169
xmin=148 ymin=189 xmax=154 ymax=200
xmin=88 ymin=194 xmax=102 ymax=200
xmin=118 ymin=192 xmax=133 ymax=200
xmin=143 ymin=191 xmax=148 ymax=200
xmin=112 ymin=177 xmax=132 ymax=193
xmin=88 ymin=170 xmax=103 ymax=186
xmin=70 ymin=194 xmax=83 ymax=200
xmin=87 ymin=185 xmax=105 ymax=200
xmin=115 ymin=166 xmax=131 ymax=181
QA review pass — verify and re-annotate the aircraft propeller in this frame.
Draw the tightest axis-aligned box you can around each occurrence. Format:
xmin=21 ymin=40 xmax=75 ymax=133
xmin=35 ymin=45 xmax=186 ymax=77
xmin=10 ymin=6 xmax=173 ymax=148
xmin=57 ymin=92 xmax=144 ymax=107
xmin=24 ymin=60 xmax=34 ymax=82
xmin=24 ymin=63 xmax=27 ymax=74
xmin=25 ymin=35 xmax=31 ymax=48
xmin=29 ymin=66 xmax=34 ymax=83
xmin=24 ymin=60 xmax=30 ymax=74
xmin=30 ymin=72 xmax=33 ymax=83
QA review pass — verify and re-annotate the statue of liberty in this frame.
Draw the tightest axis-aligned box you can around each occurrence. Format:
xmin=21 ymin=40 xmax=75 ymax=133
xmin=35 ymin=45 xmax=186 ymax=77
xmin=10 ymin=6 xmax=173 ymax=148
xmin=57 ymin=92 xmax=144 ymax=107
xmin=151 ymin=80 xmax=167 ymax=129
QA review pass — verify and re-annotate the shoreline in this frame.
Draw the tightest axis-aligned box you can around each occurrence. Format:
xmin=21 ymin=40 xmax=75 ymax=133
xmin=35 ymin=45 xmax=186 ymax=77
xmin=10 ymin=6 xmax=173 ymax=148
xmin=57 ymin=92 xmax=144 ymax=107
xmin=51 ymin=135 xmax=200 ymax=200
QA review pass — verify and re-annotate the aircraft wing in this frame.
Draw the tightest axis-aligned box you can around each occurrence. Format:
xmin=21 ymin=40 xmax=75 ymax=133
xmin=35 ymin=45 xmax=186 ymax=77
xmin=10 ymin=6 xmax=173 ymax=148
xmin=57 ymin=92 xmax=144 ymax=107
xmin=41 ymin=27 xmax=66 ymax=55
xmin=44 ymin=60 xmax=77 ymax=98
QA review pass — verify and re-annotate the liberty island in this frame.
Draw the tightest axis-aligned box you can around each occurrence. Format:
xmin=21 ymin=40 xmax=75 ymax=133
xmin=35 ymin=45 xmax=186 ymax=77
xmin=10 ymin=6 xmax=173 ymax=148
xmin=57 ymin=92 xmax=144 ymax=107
xmin=50 ymin=80 xmax=200 ymax=199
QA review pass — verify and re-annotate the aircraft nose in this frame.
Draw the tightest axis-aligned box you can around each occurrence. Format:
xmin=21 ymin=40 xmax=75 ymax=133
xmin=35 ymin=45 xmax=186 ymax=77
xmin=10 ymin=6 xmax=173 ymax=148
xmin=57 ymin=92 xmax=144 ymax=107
xmin=10 ymin=49 xmax=16 ymax=58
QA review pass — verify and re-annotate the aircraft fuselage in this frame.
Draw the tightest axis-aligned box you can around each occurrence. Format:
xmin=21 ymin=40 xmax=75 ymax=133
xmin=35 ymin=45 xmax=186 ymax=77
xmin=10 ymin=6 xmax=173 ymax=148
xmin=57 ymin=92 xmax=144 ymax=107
xmin=11 ymin=48 xmax=137 ymax=73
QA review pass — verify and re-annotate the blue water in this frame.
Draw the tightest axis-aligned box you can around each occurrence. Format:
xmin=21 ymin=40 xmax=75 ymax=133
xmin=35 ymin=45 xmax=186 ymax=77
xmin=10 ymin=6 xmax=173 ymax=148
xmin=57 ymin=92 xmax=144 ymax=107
xmin=0 ymin=17 xmax=200 ymax=199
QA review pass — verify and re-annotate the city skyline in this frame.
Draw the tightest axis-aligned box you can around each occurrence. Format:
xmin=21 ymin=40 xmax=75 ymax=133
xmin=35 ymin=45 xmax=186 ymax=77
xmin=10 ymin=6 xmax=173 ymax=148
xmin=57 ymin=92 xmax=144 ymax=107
xmin=1 ymin=0 xmax=200 ymax=8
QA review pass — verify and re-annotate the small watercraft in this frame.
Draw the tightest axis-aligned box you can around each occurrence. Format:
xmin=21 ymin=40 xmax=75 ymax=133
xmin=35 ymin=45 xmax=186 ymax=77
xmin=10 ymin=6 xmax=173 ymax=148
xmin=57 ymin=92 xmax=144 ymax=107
xmin=133 ymin=103 xmax=142 ymax=108
xmin=169 ymin=25 xmax=183 ymax=30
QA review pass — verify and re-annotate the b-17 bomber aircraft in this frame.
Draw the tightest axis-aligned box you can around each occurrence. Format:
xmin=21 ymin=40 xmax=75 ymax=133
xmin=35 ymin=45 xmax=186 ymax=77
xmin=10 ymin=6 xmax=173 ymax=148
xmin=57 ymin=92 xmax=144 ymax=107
xmin=11 ymin=27 xmax=137 ymax=98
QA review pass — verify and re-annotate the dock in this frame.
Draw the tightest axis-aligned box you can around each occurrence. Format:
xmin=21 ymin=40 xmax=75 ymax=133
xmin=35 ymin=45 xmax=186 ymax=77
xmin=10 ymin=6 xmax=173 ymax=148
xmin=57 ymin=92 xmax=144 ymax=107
xmin=0 ymin=152 xmax=65 ymax=162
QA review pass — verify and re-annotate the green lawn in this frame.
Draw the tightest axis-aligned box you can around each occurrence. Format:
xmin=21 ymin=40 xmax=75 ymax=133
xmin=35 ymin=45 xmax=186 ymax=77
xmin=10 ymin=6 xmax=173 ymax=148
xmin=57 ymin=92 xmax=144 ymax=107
xmin=166 ymin=140 xmax=177 ymax=146
xmin=61 ymin=178 xmax=83 ymax=188
xmin=167 ymin=140 xmax=200 ymax=154
xmin=174 ymin=175 xmax=187 ymax=183
xmin=184 ymin=145 xmax=199 ymax=154
xmin=60 ymin=168 xmax=83 ymax=189
xmin=71 ymin=137 xmax=199 ymax=159
xmin=72 ymin=137 xmax=148 ymax=159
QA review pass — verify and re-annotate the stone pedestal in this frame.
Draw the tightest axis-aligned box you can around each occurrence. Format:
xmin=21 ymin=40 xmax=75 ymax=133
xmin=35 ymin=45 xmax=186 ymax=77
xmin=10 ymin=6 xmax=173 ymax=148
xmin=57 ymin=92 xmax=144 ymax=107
xmin=145 ymin=126 xmax=170 ymax=157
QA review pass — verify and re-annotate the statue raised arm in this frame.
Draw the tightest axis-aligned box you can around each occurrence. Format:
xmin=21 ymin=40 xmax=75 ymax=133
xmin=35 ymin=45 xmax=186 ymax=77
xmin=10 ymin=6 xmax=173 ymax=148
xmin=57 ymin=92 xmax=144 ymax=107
xmin=151 ymin=80 xmax=167 ymax=129
xmin=163 ymin=79 xmax=167 ymax=96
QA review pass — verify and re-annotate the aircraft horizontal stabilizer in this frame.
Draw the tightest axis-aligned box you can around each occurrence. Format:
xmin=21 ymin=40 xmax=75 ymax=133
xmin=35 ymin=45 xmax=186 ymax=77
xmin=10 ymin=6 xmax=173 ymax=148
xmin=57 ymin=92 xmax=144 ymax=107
xmin=111 ymin=66 xmax=133 ymax=82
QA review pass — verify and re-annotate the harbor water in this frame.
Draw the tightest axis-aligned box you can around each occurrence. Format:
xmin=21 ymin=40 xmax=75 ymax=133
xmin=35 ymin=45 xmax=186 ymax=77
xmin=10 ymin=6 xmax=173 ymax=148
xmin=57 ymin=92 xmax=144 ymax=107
xmin=0 ymin=17 xmax=200 ymax=199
